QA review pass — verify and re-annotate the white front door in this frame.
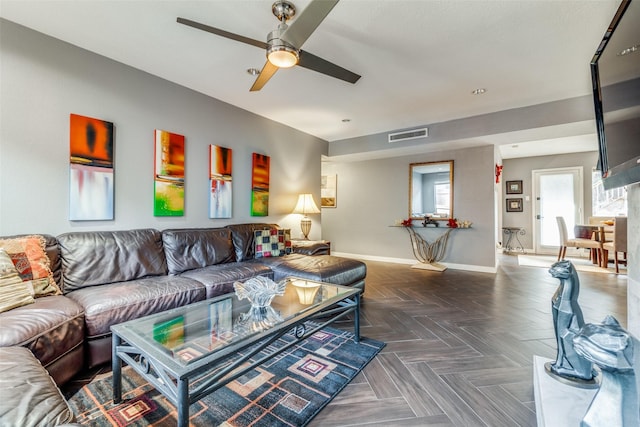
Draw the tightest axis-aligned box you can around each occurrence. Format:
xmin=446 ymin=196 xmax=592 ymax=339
xmin=533 ymin=167 xmax=584 ymax=255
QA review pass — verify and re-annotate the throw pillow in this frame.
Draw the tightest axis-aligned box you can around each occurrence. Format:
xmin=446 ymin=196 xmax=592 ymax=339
xmin=0 ymin=235 xmax=61 ymax=297
xmin=254 ymin=229 xmax=292 ymax=258
xmin=0 ymin=249 xmax=35 ymax=313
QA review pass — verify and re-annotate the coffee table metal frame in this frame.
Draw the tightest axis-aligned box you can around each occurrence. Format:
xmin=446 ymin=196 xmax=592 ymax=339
xmin=111 ymin=279 xmax=360 ymax=427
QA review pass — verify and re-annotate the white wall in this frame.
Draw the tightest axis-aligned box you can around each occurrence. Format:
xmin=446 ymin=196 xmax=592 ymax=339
xmin=322 ymin=145 xmax=497 ymax=271
xmin=0 ymin=20 xmax=326 ymax=238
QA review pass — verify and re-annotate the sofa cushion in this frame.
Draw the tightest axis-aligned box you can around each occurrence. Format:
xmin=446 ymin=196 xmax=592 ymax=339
xmin=226 ymin=223 xmax=277 ymax=262
xmin=179 ymin=262 xmax=274 ymax=298
xmin=0 ymin=248 xmax=35 ymax=313
xmin=162 ymin=228 xmax=235 ymax=274
xmin=0 ymin=295 xmax=85 ymax=369
xmin=59 ymin=229 xmax=168 ymax=291
xmin=0 ymin=235 xmax=61 ymax=297
xmin=0 ymin=346 xmax=76 ymax=427
xmin=65 ymin=276 xmax=205 ymax=337
xmin=254 ymin=229 xmax=292 ymax=258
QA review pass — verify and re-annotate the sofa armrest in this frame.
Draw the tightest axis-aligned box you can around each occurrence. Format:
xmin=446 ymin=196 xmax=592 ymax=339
xmin=292 ymin=240 xmax=330 ymax=256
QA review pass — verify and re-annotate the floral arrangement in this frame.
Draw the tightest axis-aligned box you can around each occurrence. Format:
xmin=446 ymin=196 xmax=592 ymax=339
xmin=448 ymin=218 xmax=473 ymax=228
xmin=401 ymin=218 xmax=413 ymax=227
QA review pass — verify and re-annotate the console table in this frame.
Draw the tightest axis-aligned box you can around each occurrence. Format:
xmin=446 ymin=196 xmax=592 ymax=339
xmin=393 ymin=226 xmax=456 ymax=272
xmin=502 ymin=227 xmax=525 ymax=253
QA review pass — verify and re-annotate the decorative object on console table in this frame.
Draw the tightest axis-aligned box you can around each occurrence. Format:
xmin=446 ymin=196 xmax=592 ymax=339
xmin=321 ymin=174 xmax=337 ymax=207
xmin=422 ymin=215 xmax=439 ymax=227
xmin=506 ymin=180 xmax=523 ymax=194
xmin=292 ymin=193 xmax=321 ymax=239
xmin=506 ymin=198 xmax=523 ymax=212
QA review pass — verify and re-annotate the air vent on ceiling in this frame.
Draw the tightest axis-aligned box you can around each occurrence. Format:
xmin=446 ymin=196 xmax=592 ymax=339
xmin=388 ymin=128 xmax=428 ymax=143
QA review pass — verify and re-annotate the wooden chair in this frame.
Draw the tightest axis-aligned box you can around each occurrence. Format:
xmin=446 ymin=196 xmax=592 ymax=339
xmin=603 ymin=216 xmax=627 ymax=273
xmin=556 ymin=216 xmax=606 ymax=267
xmin=588 ymin=216 xmax=614 ymax=242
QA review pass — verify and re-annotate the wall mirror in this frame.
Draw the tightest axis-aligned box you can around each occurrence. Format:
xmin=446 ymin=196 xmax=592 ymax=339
xmin=409 ymin=160 xmax=454 ymax=221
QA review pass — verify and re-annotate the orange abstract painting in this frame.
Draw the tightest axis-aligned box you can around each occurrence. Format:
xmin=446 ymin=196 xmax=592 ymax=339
xmin=69 ymin=114 xmax=114 ymax=220
xmin=251 ymin=153 xmax=270 ymax=216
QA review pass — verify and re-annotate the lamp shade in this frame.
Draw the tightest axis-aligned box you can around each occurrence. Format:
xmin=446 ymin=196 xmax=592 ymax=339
xmin=292 ymin=194 xmax=320 ymax=215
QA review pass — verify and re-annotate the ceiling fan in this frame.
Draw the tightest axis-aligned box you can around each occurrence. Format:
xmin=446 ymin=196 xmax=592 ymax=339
xmin=177 ymin=0 xmax=361 ymax=91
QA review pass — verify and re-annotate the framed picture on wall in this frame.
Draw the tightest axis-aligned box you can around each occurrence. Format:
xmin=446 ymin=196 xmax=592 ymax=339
xmin=506 ymin=180 xmax=523 ymax=194
xmin=321 ymin=174 xmax=337 ymax=208
xmin=506 ymin=198 xmax=523 ymax=212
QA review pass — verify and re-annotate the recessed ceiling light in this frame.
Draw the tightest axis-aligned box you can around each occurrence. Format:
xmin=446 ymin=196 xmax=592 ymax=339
xmin=472 ymin=88 xmax=487 ymax=95
xmin=247 ymin=68 xmax=260 ymax=76
xmin=342 ymin=119 xmax=351 ymax=123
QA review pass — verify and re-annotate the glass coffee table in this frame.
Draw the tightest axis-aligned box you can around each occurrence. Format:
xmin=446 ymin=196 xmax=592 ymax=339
xmin=111 ymin=277 xmax=361 ymax=427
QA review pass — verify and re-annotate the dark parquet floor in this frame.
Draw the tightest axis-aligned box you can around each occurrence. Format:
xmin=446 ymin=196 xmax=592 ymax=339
xmin=62 ymin=254 xmax=627 ymax=426
xmin=312 ymin=254 xmax=627 ymax=427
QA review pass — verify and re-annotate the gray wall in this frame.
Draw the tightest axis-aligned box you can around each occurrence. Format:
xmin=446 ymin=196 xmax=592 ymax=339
xmin=0 ymin=20 xmax=326 ymax=238
xmin=322 ymin=145 xmax=497 ymax=271
xmin=501 ymin=151 xmax=599 ymax=250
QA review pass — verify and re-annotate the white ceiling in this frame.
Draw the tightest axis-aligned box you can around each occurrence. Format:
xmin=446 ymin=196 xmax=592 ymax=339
xmin=0 ymin=0 xmax=620 ymax=158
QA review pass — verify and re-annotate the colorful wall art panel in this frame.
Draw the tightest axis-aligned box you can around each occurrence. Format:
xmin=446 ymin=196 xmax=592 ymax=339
xmin=69 ymin=114 xmax=115 ymax=221
xmin=154 ymin=130 xmax=185 ymax=216
xmin=209 ymin=145 xmax=233 ymax=218
xmin=250 ymin=153 xmax=270 ymax=216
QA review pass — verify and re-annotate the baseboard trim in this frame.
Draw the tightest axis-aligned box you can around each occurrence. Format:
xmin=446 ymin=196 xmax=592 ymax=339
xmin=332 ymin=252 xmax=497 ymax=274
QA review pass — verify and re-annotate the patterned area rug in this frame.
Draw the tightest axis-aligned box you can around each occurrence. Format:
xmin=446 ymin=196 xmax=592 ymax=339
xmin=68 ymin=326 xmax=384 ymax=426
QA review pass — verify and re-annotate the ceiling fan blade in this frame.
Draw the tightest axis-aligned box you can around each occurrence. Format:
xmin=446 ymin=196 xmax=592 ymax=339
xmin=298 ymin=50 xmax=360 ymax=84
xmin=280 ymin=0 xmax=339 ymax=48
xmin=177 ymin=17 xmax=268 ymax=49
xmin=250 ymin=61 xmax=280 ymax=92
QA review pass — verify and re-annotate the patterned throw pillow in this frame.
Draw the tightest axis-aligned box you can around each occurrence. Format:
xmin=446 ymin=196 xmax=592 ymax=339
xmin=0 ymin=248 xmax=35 ymax=313
xmin=254 ymin=229 xmax=292 ymax=258
xmin=0 ymin=235 xmax=61 ymax=297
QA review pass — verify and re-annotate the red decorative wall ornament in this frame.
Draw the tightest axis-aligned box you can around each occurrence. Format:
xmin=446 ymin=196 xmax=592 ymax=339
xmin=495 ymin=164 xmax=503 ymax=183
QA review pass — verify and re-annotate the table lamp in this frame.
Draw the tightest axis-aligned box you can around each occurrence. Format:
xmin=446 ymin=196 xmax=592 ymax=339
xmin=292 ymin=193 xmax=320 ymax=240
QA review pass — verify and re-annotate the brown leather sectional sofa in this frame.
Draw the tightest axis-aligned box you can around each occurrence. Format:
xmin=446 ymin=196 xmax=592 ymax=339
xmin=0 ymin=223 xmax=366 ymax=387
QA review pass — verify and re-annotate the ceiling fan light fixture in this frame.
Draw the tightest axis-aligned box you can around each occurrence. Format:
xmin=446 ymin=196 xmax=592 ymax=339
xmin=267 ymin=44 xmax=299 ymax=68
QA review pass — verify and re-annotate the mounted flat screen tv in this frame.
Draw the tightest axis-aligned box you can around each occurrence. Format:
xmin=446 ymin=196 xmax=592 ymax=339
xmin=591 ymin=0 xmax=640 ymax=190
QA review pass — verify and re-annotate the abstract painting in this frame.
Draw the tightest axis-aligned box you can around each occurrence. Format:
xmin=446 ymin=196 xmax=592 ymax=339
xmin=69 ymin=114 xmax=114 ymax=221
xmin=209 ymin=145 xmax=232 ymax=218
xmin=251 ymin=153 xmax=270 ymax=216
xmin=154 ymin=130 xmax=185 ymax=216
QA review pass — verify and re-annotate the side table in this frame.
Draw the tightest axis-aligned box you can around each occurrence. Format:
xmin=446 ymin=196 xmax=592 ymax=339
xmin=502 ymin=227 xmax=525 ymax=253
